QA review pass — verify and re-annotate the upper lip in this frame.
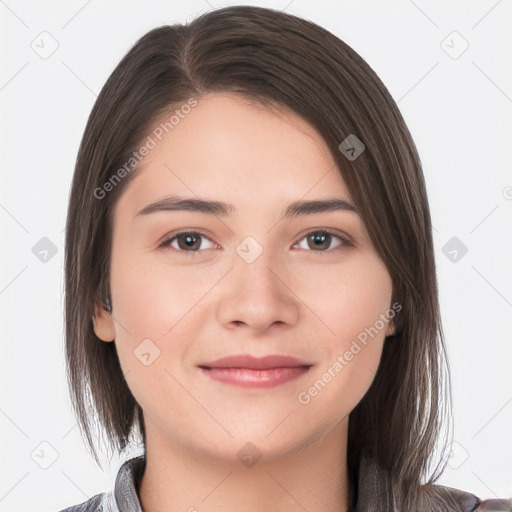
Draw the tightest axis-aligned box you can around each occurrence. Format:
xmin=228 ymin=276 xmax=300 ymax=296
xmin=199 ymin=355 xmax=312 ymax=370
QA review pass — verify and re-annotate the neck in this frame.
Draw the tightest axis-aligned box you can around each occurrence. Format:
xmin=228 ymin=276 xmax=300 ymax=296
xmin=139 ymin=417 xmax=352 ymax=512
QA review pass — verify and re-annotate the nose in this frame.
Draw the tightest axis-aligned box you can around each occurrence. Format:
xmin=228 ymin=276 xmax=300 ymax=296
xmin=216 ymin=250 xmax=299 ymax=333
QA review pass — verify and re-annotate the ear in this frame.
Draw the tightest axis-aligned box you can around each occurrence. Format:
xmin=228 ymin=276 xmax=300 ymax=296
xmin=385 ymin=319 xmax=397 ymax=338
xmin=92 ymin=302 xmax=116 ymax=342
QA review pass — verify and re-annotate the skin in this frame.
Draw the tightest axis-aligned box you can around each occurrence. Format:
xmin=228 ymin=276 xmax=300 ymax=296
xmin=93 ymin=92 xmax=394 ymax=512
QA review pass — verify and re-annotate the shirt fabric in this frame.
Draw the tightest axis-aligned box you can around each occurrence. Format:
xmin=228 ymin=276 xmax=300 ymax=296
xmin=57 ymin=454 xmax=500 ymax=512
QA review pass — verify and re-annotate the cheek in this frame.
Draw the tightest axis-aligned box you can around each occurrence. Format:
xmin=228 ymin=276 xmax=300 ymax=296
xmin=107 ymin=255 xmax=200 ymax=411
xmin=293 ymin=254 xmax=392 ymax=411
xmin=293 ymin=252 xmax=393 ymax=351
xmin=108 ymin=250 xmax=224 ymax=376
xmin=110 ymin=254 xmax=210 ymax=334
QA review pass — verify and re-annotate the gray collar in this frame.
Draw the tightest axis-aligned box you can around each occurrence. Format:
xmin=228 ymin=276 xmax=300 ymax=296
xmin=109 ymin=454 xmax=480 ymax=512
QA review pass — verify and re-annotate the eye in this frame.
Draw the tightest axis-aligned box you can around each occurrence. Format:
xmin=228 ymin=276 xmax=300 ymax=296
xmin=293 ymin=230 xmax=350 ymax=252
xmin=158 ymin=228 xmax=351 ymax=254
xmin=159 ymin=231 xmax=217 ymax=253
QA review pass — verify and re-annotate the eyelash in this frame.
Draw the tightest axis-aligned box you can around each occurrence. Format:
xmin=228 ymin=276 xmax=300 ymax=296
xmin=158 ymin=229 xmax=352 ymax=255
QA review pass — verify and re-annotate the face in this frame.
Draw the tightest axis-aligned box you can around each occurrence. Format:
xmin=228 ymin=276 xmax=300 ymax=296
xmin=93 ymin=92 xmax=394 ymax=463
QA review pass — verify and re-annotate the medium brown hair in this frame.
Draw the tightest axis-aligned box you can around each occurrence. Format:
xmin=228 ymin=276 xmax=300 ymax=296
xmin=65 ymin=6 xmax=451 ymax=509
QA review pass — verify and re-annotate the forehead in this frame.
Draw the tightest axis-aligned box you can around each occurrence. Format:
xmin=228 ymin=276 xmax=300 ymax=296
xmin=117 ymin=92 xmax=350 ymax=214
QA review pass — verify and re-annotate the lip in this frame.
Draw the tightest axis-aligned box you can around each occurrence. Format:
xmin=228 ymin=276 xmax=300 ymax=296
xmin=199 ymin=354 xmax=311 ymax=370
xmin=198 ymin=355 xmax=312 ymax=389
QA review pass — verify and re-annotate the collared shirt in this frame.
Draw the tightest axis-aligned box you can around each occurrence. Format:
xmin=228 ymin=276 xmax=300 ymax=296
xmin=57 ymin=454 xmax=507 ymax=512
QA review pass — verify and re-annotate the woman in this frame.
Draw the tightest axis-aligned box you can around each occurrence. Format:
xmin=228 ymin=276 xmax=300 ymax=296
xmin=60 ymin=5 xmax=509 ymax=512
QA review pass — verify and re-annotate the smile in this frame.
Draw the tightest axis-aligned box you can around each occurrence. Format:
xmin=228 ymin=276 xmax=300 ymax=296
xmin=197 ymin=354 xmax=313 ymax=388
xmin=198 ymin=366 xmax=312 ymax=388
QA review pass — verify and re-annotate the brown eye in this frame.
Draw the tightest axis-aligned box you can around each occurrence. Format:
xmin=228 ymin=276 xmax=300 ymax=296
xmin=294 ymin=230 xmax=347 ymax=252
xmin=160 ymin=231 xmax=216 ymax=253
xmin=307 ymin=232 xmax=332 ymax=250
xmin=176 ymin=233 xmax=202 ymax=251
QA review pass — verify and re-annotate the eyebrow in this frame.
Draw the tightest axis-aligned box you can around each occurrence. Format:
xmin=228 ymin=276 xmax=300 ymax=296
xmin=136 ymin=195 xmax=358 ymax=218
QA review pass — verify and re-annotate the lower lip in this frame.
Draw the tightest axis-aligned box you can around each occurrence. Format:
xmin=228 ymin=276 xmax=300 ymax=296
xmin=199 ymin=366 xmax=311 ymax=388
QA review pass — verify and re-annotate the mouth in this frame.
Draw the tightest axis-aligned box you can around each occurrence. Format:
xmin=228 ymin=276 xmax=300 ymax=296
xmin=198 ymin=354 xmax=313 ymax=388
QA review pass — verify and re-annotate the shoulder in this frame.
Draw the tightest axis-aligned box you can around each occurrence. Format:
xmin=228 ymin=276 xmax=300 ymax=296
xmin=475 ymin=498 xmax=512 ymax=511
xmin=423 ymin=482 xmax=512 ymax=512
xmin=56 ymin=490 xmax=116 ymax=512
xmin=55 ymin=455 xmax=145 ymax=512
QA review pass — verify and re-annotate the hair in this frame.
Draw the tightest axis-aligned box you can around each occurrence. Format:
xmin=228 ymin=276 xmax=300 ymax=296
xmin=65 ymin=5 xmax=452 ymax=510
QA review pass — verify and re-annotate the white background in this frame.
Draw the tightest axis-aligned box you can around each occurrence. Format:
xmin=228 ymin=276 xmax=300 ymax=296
xmin=1 ymin=1 xmax=511 ymax=510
